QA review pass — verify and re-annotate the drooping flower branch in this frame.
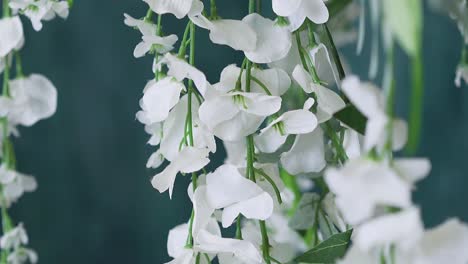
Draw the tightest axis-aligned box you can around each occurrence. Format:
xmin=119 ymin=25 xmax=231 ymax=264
xmin=0 ymin=0 xmax=69 ymax=263
xmin=127 ymin=0 xmax=468 ymax=263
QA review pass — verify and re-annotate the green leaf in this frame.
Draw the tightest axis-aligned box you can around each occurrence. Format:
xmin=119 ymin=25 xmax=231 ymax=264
xmin=289 ymin=193 xmax=320 ymax=230
xmin=295 ymin=229 xmax=353 ymax=263
xmin=382 ymin=0 xmax=423 ymax=56
xmin=333 ymin=105 xmax=367 ymax=135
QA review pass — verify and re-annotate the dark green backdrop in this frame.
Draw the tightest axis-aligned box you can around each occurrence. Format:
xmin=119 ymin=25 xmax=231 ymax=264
xmin=6 ymin=1 xmax=467 ymax=263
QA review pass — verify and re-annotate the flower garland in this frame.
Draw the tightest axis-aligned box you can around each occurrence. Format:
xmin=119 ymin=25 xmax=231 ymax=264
xmin=0 ymin=0 xmax=70 ymax=263
xmin=127 ymin=0 xmax=468 ymax=263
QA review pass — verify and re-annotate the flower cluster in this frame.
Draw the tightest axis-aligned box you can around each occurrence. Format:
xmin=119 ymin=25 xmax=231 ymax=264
xmin=127 ymin=0 xmax=468 ymax=263
xmin=0 ymin=0 xmax=69 ymax=263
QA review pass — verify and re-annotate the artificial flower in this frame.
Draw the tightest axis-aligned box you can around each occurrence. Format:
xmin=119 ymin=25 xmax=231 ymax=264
xmin=0 ymin=16 xmax=24 ymax=58
xmin=143 ymin=0 xmax=194 ymax=19
xmin=272 ymin=0 xmax=329 ymax=31
xmin=124 ymin=14 xmax=178 ymax=58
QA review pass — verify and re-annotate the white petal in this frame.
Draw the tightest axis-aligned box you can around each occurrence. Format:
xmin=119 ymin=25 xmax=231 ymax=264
xmin=272 ymin=0 xmax=302 ymax=17
xmin=198 ymin=96 xmax=239 ymax=130
xmin=167 ymin=223 xmax=189 ymax=258
xmin=205 ymin=164 xmax=263 ymax=209
xmin=343 ymin=129 xmax=361 ymax=159
xmin=268 ymin=37 xmax=301 ymax=75
xmin=292 ymin=64 xmax=313 ymax=93
xmin=151 ymin=163 xmax=179 ymax=198
xmin=222 ymin=192 xmax=273 ymax=227
xmin=255 ymin=124 xmax=287 ymax=153
xmin=143 ymin=0 xmax=193 ymax=19
xmin=195 ymin=230 xmax=263 ymax=264
xmin=140 ymin=77 xmax=184 ymax=123
xmin=341 ymin=76 xmax=385 ymax=119
xmin=355 ymin=207 xmax=424 ymax=251
xmin=393 ymin=158 xmax=431 ymax=183
xmin=363 ymin=115 xmax=387 ymax=151
xmin=300 ymin=0 xmax=329 ymax=24
xmin=146 ymin=150 xmax=164 ymax=169
xmin=243 ymin=14 xmax=292 ymax=63
xmin=175 ymin=147 xmax=210 ymax=173
xmin=312 ymin=84 xmax=346 ymax=117
xmin=416 ymin=218 xmax=468 ymax=264
xmin=205 ymin=19 xmax=257 ymax=52
xmin=160 ymin=96 xmax=191 ymax=161
xmin=0 ymin=16 xmax=23 ymax=57
xmin=8 ymin=74 xmax=57 ymax=126
xmin=281 ymin=128 xmax=326 ymax=175
xmin=250 ymin=67 xmax=291 ymax=96
xmin=325 ymin=158 xmax=412 ymax=224
xmin=134 ymin=41 xmax=152 ymax=58
xmin=192 ymin=186 xmax=215 ymax=238
xmin=164 ymin=53 xmax=209 ymax=96
xmin=212 ymin=111 xmax=264 ymax=141
xmin=282 ymin=109 xmax=318 ymax=134
xmin=223 ymin=140 xmax=247 ymax=167
xmin=234 ymin=92 xmax=282 ymax=116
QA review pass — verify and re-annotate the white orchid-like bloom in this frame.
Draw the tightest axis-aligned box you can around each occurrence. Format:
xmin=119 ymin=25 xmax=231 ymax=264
xmin=136 ymin=78 xmax=185 ymax=125
xmin=0 ymin=74 xmax=58 ymax=127
xmin=293 ymin=64 xmax=346 ymax=123
xmin=151 ymin=146 xmax=210 ymax=198
xmin=0 ymin=224 xmax=28 ymax=250
xmin=199 ymin=65 xmax=282 ymax=141
xmin=124 ymin=14 xmax=178 ymax=58
xmin=272 ymin=0 xmax=329 ymax=31
xmin=280 ymin=127 xmax=326 ymax=175
xmin=255 ymin=102 xmax=318 ymax=153
xmin=188 ymin=1 xmax=257 ymax=52
xmin=325 ymin=157 xmax=431 ymax=225
xmin=0 ymin=16 xmax=24 ymax=60
xmin=166 ymin=220 xmax=262 ymax=264
xmin=340 ymin=214 xmax=468 ymax=264
xmin=342 ymin=75 xmax=408 ymax=152
xmin=243 ymin=14 xmax=292 ymax=64
xmin=10 ymin=0 xmax=69 ymax=31
xmin=7 ymin=247 xmax=38 ymax=264
xmin=193 ymin=164 xmax=274 ymax=229
xmin=144 ymin=0 xmax=195 ymax=19
xmin=0 ymin=166 xmax=37 ymax=206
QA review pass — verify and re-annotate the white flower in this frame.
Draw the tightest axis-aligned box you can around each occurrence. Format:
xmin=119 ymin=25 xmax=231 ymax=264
xmin=293 ymin=64 xmax=345 ymax=123
xmin=143 ymin=0 xmax=194 ymax=19
xmin=199 ymin=68 xmax=282 ymax=142
xmin=159 ymin=95 xmax=216 ymax=162
xmin=255 ymin=106 xmax=318 ymax=153
xmin=7 ymin=248 xmax=38 ymax=264
xmin=354 ymin=207 xmax=424 ymax=251
xmin=455 ymin=64 xmax=468 ymax=87
xmin=1 ymin=74 xmax=58 ymax=127
xmin=10 ymin=0 xmax=69 ymax=31
xmin=136 ymin=78 xmax=185 ymax=125
xmin=0 ymin=224 xmax=28 ymax=250
xmin=272 ymin=0 xmax=329 ymax=31
xmin=280 ymin=127 xmax=326 ymax=175
xmin=0 ymin=16 xmax=24 ymax=58
xmin=151 ymin=146 xmax=210 ymax=198
xmin=202 ymin=164 xmax=274 ymax=228
xmin=415 ymin=218 xmax=468 ymax=264
xmin=195 ymin=230 xmax=263 ymax=264
xmin=242 ymin=14 xmax=292 ymax=64
xmin=188 ymin=1 xmax=257 ymax=52
xmin=123 ymin=14 xmax=178 ymax=58
xmin=223 ymin=140 xmax=247 ymax=168
xmin=341 ymin=75 xmax=407 ymax=151
xmin=325 ymin=157 xmax=430 ymax=224
xmin=159 ymin=53 xmax=209 ymax=97
xmin=3 ymin=172 xmax=37 ymax=205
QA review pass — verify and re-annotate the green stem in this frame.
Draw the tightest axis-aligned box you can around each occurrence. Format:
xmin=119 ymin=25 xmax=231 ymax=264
xmin=248 ymin=0 xmax=255 ymax=14
xmin=177 ymin=23 xmax=191 ymax=58
xmin=210 ymin=0 xmax=217 ymax=18
xmin=254 ymin=169 xmax=282 ymax=204
xmin=144 ymin=8 xmax=153 ymax=21
xmin=185 ymin=21 xmax=198 ymax=248
xmin=406 ymin=51 xmax=423 ymax=154
xmin=235 ymin=216 xmax=243 ymax=239
xmin=154 ymin=14 xmax=162 ymax=80
xmin=251 ymin=76 xmax=272 ymax=95
xmin=2 ymin=0 xmax=10 ymax=17
xmin=259 ymin=220 xmax=272 ymax=264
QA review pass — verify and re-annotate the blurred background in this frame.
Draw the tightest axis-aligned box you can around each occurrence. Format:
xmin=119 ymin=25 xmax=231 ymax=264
xmin=7 ymin=0 xmax=468 ymax=263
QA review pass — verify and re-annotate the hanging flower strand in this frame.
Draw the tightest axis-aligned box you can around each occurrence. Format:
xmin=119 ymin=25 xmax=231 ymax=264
xmin=128 ymin=0 xmax=468 ymax=263
xmin=0 ymin=0 xmax=69 ymax=263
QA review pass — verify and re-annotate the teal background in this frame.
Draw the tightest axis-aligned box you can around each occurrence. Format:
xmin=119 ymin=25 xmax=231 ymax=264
xmin=3 ymin=1 xmax=467 ymax=263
